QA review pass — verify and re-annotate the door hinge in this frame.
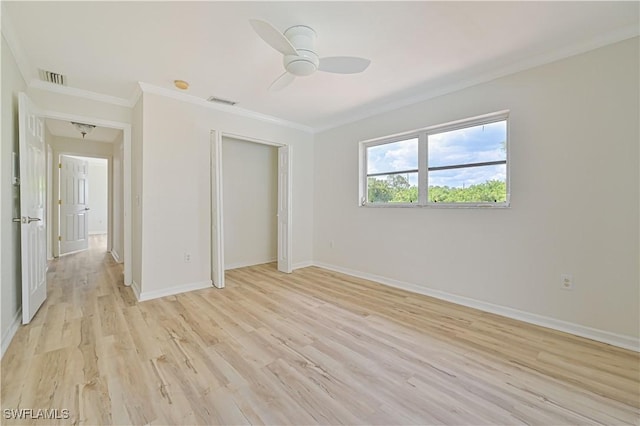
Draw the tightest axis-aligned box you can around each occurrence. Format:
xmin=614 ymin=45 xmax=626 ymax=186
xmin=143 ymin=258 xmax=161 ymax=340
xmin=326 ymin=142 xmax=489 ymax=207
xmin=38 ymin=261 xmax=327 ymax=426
xmin=58 ymin=236 xmax=62 ymax=241
xmin=58 ymin=199 xmax=62 ymax=205
xmin=58 ymin=163 xmax=62 ymax=168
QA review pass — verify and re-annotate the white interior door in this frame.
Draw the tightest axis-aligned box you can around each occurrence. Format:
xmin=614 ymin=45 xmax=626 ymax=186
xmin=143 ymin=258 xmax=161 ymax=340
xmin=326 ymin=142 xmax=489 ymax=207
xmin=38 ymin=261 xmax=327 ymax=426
xmin=277 ymin=145 xmax=292 ymax=273
xmin=211 ymin=131 xmax=225 ymax=288
xmin=59 ymin=155 xmax=89 ymax=255
xmin=18 ymin=93 xmax=47 ymax=324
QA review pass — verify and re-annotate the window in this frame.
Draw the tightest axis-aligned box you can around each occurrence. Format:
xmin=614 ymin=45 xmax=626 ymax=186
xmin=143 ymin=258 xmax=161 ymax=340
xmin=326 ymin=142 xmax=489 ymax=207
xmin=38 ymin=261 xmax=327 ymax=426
xmin=360 ymin=111 xmax=509 ymax=207
xmin=366 ymin=137 xmax=419 ymax=203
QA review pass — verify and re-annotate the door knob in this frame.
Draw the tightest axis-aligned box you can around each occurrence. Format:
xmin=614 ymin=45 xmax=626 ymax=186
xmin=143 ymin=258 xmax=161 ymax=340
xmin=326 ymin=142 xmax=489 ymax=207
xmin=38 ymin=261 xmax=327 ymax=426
xmin=84 ymin=207 xmax=91 ymax=211
xmin=27 ymin=216 xmax=41 ymax=223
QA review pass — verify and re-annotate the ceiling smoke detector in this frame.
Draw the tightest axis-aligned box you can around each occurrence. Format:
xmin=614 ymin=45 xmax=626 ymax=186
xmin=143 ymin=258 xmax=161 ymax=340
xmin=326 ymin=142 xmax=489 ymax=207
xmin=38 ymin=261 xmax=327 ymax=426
xmin=174 ymin=80 xmax=189 ymax=90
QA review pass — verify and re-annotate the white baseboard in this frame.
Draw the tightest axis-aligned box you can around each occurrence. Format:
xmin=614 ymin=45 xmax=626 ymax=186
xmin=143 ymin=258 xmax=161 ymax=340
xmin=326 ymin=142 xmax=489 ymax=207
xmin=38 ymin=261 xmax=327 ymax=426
xmin=1 ymin=308 xmax=22 ymax=359
xmin=89 ymin=231 xmax=107 ymax=235
xmin=110 ymin=250 xmax=121 ymax=263
xmin=292 ymin=260 xmax=314 ymax=270
xmin=225 ymin=258 xmax=277 ymax=271
xmin=131 ymin=279 xmax=141 ymax=301
xmin=313 ymin=261 xmax=640 ymax=352
xmin=138 ymin=280 xmax=212 ymax=302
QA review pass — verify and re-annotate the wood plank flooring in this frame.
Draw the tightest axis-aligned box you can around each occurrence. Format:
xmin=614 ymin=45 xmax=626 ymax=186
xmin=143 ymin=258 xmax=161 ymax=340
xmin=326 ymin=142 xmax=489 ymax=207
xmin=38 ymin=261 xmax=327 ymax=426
xmin=1 ymin=235 xmax=639 ymax=425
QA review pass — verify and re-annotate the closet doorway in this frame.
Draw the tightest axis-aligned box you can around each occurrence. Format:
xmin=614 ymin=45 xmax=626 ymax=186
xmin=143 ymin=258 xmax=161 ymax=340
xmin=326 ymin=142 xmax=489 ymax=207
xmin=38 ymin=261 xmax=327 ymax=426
xmin=210 ymin=131 xmax=292 ymax=288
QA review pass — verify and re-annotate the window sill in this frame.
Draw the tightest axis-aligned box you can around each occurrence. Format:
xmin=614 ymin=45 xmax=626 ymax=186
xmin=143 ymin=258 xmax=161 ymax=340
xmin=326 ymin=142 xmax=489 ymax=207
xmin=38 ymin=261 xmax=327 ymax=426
xmin=361 ymin=202 xmax=511 ymax=209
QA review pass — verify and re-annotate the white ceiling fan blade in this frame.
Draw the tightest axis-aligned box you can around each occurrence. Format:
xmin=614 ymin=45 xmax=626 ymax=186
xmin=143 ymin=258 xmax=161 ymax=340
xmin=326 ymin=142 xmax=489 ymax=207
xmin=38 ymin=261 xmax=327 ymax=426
xmin=318 ymin=56 xmax=371 ymax=74
xmin=250 ymin=19 xmax=298 ymax=56
xmin=269 ymin=72 xmax=296 ymax=91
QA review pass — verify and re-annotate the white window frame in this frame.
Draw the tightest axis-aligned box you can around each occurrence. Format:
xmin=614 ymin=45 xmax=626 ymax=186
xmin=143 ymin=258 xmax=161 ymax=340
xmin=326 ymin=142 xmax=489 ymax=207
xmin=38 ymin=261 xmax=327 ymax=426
xmin=359 ymin=110 xmax=510 ymax=208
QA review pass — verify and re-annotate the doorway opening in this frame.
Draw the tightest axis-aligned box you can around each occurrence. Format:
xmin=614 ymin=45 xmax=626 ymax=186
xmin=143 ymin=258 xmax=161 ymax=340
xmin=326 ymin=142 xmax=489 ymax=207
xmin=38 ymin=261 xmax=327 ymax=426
xmin=210 ymin=131 xmax=292 ymax=289
xmin=222 ymin=137 xmax=278 ymax=270
xmin=41 ymin=113 xmax=131 ymax=285
xmin=18 ymin=92 xmax=132 ymax=325
xmin=45 ymin=118 xmax=124 ymax=263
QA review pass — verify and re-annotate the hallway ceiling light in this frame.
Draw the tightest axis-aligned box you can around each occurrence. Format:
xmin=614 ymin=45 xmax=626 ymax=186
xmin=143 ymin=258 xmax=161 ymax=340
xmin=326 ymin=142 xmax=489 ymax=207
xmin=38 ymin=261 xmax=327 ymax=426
xmin=71 ymin=122 xmax=96 ymax=139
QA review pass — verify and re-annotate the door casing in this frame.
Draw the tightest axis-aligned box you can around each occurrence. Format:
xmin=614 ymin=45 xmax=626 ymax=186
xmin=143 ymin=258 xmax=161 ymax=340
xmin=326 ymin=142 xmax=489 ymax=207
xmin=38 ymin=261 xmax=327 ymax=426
xmin=210 ymin=130 xmax=293 ymax=289
xmin=41 ymin=110 xmax=132 ymax=286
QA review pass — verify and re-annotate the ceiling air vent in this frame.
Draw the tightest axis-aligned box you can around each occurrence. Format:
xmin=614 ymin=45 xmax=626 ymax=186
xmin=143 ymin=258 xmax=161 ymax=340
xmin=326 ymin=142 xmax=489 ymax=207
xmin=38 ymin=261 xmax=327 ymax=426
xmin=207 ymin=96 xmax=237 ymax=106
xmin=39 ymin=69 xmax=67 ymax=86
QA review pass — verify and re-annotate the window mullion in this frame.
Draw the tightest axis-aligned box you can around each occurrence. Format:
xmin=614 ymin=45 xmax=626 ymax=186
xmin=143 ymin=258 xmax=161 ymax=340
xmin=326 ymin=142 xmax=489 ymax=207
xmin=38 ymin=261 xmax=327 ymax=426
xmin=418 ymin=133 xmax=428 ymax=205
xmin=360 ymin=142 xmax=367 ymax=205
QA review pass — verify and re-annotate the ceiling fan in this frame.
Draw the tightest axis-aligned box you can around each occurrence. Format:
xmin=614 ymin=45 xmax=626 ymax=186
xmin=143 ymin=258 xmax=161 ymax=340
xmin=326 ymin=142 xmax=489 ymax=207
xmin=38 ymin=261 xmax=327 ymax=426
xmin=250 ymin=19 xmax=371 ymax=91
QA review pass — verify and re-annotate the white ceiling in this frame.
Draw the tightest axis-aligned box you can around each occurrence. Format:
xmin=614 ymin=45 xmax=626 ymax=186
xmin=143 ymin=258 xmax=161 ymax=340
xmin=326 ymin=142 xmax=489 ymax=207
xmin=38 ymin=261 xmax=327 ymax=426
xmin=45 ymin=118 xmax=122 ymax=143
xmin=4 ymin=1 xmax=639 ymax=130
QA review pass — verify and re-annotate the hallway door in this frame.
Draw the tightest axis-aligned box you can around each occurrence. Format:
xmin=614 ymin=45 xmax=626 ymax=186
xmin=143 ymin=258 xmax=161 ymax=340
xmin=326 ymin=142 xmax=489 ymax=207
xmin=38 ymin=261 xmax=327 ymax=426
xmin=59 ymin=155 xmax=89 ymax=254
xmin=18 ymin=93 xmax=47 ymax=324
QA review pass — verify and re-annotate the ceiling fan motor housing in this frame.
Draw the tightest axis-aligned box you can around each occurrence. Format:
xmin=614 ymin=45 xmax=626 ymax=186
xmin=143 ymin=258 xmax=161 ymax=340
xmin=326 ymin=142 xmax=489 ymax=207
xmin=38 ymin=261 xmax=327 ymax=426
xmin=283 ymin=25 xmax=318 ymax=76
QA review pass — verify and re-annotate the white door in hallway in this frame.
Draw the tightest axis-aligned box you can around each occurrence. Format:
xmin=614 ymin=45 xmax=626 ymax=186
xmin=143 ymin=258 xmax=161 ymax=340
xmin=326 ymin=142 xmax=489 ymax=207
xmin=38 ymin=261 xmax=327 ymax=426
xmin=59 ymin=155 xmax=89 ymax=255
xmin=18 ymin=93 xmax=47 ymax=324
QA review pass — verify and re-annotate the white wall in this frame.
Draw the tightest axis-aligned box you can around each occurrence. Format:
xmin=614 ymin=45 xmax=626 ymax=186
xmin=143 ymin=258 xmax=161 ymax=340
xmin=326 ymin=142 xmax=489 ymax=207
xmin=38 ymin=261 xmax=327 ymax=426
xmin=45 ymin=129 xmax=53 ymax=260
xmin=1 ymin=34 xmax=27 ymax=355
xmin=131 ymin=97 xmax=143 ymax=290
xmin=313 ymin=37 xmax=639 ymax=341
xmin=87 ymin=158 xmax=108 ymax=235
xmin=222 ymin=137 xmax=278 ymax=269
xmin=137 ymin=89 xmax=314 ymax=299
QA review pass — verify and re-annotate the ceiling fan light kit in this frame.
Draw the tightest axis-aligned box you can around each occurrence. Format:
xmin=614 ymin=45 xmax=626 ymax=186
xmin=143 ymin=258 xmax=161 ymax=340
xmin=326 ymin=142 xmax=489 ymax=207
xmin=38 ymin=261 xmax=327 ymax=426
xmin=283 ymin=25 xmax=318 ymax=76
xmin=250 ymin=19 xmax=371 ymax=91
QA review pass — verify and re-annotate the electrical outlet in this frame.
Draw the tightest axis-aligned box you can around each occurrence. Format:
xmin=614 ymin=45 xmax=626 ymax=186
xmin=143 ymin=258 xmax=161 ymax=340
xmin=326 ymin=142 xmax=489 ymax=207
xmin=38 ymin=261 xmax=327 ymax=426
xmin=184 ymin=252 xmax=191 ymax=263
xmin=560 ymin=274 xmax=573 ymax=290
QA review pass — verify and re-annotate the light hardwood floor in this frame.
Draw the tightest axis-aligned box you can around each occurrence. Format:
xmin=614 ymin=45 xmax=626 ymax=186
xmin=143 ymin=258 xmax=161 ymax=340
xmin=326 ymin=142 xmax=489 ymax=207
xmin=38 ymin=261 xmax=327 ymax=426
xmin=1 ymin=236 xmax=639 ymax=425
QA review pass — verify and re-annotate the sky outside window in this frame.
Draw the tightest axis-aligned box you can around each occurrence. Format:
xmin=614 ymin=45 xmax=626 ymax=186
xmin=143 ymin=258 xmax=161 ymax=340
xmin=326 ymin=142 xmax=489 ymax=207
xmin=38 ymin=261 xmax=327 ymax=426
xmin=366 ymin=121 xmax=506 ymax=190
xmin=428 ymin=120 xmax=506 ymax=188
xmin=367 ymin=138 xmax=418 ymax=186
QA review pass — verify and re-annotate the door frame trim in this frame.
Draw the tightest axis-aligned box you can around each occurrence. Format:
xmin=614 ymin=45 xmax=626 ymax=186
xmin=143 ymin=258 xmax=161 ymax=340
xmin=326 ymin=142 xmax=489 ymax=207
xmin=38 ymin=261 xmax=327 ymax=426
xmin=210 ymin=130 xmax=293 ymax=288
xmin=42 ymin=109 xmax=132 ymax=286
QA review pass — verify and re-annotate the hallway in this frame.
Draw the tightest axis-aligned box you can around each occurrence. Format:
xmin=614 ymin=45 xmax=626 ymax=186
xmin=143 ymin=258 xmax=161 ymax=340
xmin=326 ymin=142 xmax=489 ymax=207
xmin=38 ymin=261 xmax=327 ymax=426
xmin=1 ymin=235 xmax=130 ymax=421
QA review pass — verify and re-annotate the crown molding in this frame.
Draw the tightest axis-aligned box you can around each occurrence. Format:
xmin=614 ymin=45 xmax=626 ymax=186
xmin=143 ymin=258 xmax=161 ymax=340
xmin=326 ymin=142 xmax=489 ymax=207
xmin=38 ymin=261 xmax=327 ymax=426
xmin=137 ymin=82 xmax=314 ymax=134
xmin=29 ymin=79 xmax=132 ymax=107
xmin=129 ymin=83 xmax=143 ymax=107
xmin=314 ymin=26 xmax=640 ymax=133
xmin=1 ymin=3 xmax=34 ymax=85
